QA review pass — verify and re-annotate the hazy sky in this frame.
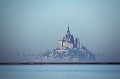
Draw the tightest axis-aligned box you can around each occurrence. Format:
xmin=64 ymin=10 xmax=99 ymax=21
xmin=0 ymin=0 xmax=120 ymax=62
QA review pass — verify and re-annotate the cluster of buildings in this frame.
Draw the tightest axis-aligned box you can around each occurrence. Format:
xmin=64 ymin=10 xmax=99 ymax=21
xmin=58 ymin=23 xmax=80 ymax=50
xmin=33 ymin=23 xmax=96 ymax=62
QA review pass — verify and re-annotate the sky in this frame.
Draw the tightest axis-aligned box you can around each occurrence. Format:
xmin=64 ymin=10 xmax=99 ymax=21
xmin=0 ymin=0 xmax=120 ymax=62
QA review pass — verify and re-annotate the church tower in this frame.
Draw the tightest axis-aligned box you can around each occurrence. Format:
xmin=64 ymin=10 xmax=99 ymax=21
xmin=67 ymin=22 xmax=70 ymax=35
xmin=58 ymin=23 xmax=80 ymax=49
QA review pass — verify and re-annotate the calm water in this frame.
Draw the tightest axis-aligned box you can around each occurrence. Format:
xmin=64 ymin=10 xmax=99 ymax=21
xmin=0 ymin=65 xmax=120 ymax=79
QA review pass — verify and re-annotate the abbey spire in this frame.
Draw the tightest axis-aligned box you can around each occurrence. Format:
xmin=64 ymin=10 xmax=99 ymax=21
xmin=67 ymin=22 xmax=70 ymax=32
xmin=67 ymin=22 xmax=70 ymax=35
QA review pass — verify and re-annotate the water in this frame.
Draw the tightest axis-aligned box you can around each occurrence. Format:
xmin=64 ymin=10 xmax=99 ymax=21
xmin=0 ymin=65 xmax=120 ymax=79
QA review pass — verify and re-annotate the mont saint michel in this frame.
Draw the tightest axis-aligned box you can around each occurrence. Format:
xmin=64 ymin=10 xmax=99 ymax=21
xmin=33 ymin=23 xmax=96 ymax=62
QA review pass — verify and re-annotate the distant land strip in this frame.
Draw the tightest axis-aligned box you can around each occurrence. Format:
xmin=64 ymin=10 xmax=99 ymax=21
xmin=0 ymin=62 xmax=120 ymax=65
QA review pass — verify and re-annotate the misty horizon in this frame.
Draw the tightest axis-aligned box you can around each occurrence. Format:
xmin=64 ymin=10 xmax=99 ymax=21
xmin=0 ymin=0 xmax=120 ymax=62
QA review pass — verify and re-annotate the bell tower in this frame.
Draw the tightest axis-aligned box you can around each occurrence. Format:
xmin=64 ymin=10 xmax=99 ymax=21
xmin=67 ymin=22 xmax=70 ymax=35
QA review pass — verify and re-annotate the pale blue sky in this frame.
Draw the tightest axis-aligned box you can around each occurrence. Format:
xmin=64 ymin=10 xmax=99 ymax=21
xmin=0 ymin=0 xmax=120 ymax=61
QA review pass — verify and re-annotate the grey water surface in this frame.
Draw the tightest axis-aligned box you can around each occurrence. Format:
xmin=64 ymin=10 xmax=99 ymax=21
xmin=0 ymin=64 xmax=120 ymax=79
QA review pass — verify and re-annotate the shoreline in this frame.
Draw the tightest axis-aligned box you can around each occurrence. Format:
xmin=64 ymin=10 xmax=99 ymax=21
xmin=0 ymin=62 xmax=120 ymax=65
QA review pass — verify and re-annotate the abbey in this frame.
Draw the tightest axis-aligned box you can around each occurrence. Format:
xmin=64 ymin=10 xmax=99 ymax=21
xmin=58 ymin=23 xmax=80 ymax=49
xmin=33 ymin=23 xmax=96 ymax=62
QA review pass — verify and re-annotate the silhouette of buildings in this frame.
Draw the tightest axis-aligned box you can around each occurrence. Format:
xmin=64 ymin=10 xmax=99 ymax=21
xmin=58 ymin=23 xmax=80 ymax=49
xmin=33 ymin=23 xmax=96 ymax=62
